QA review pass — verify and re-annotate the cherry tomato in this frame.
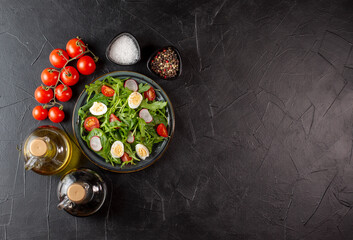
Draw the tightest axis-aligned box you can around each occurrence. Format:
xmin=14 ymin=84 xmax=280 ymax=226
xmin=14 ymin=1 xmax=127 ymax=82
xmin=66 ymin=38 xmax=86 ymax=58
xmin=156 ymin=123 xmax=168 ymax=137
xmin=55 ymin=84 xmax=72 ymax=102
xmin=77 ymin=56 xmax=96 ymax=75
xmin=144 ymin=87 xmax=156 ymax=101
xmin=48 ymin=107 xmax=65 ymax=123
xmin=32 ymin=106 xmax=48 ymax=120
xmin=101 ymin=85 xmax=115 ymax=97
xmin=60 ymin=66 xmax=79 ymax=86
xmin=84 ymin=116 xmax=100 ymax=131
xmin=121 ymin=152 xmax=132 ymax=162
xmin=109 ymin=114 xmax=121 ymax=129
xmin=34 ymin=86 xmax=53 ymax=104
xmin=109 ymin=114 xmax=121 ymax=122
xmin=49 ymin=49 xmax=69 ymax=68
xmin=41 ymin=68 xmax=59 ymax=86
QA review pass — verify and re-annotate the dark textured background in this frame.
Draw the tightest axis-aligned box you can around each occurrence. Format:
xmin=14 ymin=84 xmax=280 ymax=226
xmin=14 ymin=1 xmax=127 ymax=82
xmin=1 ymin=0 xmax=353 ymax=239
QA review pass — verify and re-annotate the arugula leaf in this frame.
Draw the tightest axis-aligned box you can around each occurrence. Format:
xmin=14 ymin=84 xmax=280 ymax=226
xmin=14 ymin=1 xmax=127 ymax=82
xmin=109 ymin=120 xmax=127 ymax=129
xmin=85 ymin=80 xmax=104 ymax=102
xmin=138 ymin=83 xmax=151 ymax=93
xmin=138 ymin=117 xmax=146 ymax=137
xmin=150 ymin=111 xmax=168 ymax=126
xmin=140 ymin=99 xmax=167 ymax=111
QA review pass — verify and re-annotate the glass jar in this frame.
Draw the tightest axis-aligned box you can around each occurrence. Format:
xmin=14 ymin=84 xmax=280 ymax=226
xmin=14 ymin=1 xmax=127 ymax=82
xmin=57 ymin=168 xmax=107 ymax=217
xmin=23 ymin=126 xmax=72 ymax=175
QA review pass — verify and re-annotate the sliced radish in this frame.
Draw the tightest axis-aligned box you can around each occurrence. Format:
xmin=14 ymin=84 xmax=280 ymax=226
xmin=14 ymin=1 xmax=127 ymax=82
xmin=124 ymin=79 xmax=138 ymax=92
xmin=127 ymin=131 xmax=135 ymax=143
xmin=90 ymin=136 xmax=102 ymax=152
xmin=139 ymin=109 xmax=153 ymax=123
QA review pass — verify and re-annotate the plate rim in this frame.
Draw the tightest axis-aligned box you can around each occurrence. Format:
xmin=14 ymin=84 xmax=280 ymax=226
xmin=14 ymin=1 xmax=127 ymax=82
xmin=72 ymin=70 xmax=175 ymax=173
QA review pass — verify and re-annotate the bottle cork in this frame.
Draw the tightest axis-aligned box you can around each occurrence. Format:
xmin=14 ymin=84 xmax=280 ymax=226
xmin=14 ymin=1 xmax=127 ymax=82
xmin=29 ymin=138 xmax=47 ymax=157
xmin=67 ymin=183 xmax=86 ymax=203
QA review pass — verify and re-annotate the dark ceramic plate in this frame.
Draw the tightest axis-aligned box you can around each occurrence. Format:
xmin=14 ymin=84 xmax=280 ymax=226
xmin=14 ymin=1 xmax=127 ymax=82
xmin=147 ymin=46 xmax=182 ymax=81
xmin=72 ymin=71 xmax=175 ymax=173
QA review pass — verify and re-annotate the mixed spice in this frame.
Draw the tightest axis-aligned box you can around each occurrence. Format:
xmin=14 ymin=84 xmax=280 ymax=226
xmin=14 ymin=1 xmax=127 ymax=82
xmin=150 ymin=47 xmax=179 ymax=79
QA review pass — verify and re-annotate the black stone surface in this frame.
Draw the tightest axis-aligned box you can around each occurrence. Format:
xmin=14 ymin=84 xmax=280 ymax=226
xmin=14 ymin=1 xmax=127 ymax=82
xmin=1 ymin=0 xmax=353 ymax=239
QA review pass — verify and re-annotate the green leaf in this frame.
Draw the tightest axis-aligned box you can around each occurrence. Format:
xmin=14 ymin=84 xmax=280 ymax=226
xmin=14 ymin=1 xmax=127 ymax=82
xmin=85 ymin=80 xmax=104 ymax=101
xmin=138 ymin=83 xmax=151 ymax=93
xmin=150 ymin=111 xmax=168 ymax=126
xmin=140 ymin=99 xmax=167 ymax=111
xmin=138 ymin=117 xmax=146 ymax=137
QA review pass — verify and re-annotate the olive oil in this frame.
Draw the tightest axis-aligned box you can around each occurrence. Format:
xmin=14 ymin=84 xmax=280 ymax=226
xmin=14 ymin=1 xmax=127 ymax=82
xmin=57 ymin=168 xmax=107 ymax=216
xmin=23 ymin=126 xmax=73 ymax=175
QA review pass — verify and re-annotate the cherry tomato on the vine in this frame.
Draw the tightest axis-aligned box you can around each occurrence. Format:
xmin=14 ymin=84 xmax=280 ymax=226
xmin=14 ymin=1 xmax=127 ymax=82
xmin=144 ymin=87 xmax=156 ymax=101
xmin=48 ymin=107 xmax=65 ymax=123
xmin=66 ymin=38 xmax=86 ymax=58
xmin=156 ymin=123 xmax=168 ymax=137
xmin=77 ymin=56 xmax=96 ymax=75
xmin=32 ymin=106 xmax=48 ymax=120
xmin=55 ymin=84 xmax=72 ymax=102
xmin=49 ymin=49 xmax=69 ymax=68
xmin=84 ymin=116 xmax=100 ymax=131
xmin=101 ymin=85 xmax=115 ymax=97
xmin=34 ymin=86 xmax=53 ymax=104
xmin=41 ymin=68 xmax=59 ymax=86
xmin=60 ymin=66 xmax=79 ymax=86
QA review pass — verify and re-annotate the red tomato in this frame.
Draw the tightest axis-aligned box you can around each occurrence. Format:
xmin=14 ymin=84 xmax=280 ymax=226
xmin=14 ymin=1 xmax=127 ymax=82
xmin=84 ymin=116 xmax=100 ymax=131
xmin=121 ymin=152 xmax=132 ymax=162
xmin=41 ymin=68 xmax=59 ymax=86
xmin=144 ymin=87 xmax=156 ymax=101
xmin=55 ymin=84 xmax=72 ymax=102
xmin=156 ymin=123 xmax=168 ymax=137
xmin=66 ymin=38 xmax=86 ymax=58
xmin=49 ymin=49 xmax=69 ymax=68
xmin=77 ymin=56 xmax=96 ymax=75
xmin=34 ymin=86 xmax=53 ymax=104
xmin=101 ymin=85 xmax=115 ymax=97
xmin=60 ymin=66 xmax=79 ymax=86
xmin=109 ymin=114 xmax=121 ymax=122
xmin=48 ymin=107 xmax=65 ymax=123
xmin=32 ymin=106 xmax=48 ymax=120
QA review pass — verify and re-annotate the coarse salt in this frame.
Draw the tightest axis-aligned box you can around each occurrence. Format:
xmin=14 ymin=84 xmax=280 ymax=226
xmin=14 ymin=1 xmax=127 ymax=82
xmin=108 ymin=35 xmax=140 ymax=65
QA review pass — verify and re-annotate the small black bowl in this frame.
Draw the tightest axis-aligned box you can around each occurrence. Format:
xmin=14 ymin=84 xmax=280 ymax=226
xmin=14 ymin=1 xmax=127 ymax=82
xmin=147 ymin=46 xmax=182 ymax=80
xmin=106 ymin=32 xmax=141 ymax=66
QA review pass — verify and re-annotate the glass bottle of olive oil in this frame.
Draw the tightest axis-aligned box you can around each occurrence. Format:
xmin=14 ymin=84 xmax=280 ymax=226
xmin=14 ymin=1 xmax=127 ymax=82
xmin=23 ymin=126 xmax=73 ymax=175
xmin=57 ymin=168 xmax=107 ymax=216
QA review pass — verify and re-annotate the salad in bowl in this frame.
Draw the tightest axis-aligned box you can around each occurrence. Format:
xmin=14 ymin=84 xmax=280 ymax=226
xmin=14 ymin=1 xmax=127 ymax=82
xmin=73 ymin=71 xmax=174 ymax=172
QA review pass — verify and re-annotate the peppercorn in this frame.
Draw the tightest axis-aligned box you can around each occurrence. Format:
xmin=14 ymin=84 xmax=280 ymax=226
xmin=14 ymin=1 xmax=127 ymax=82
xmin=150 ymin=47 xmax=179 ymax=79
